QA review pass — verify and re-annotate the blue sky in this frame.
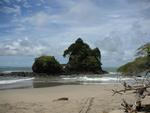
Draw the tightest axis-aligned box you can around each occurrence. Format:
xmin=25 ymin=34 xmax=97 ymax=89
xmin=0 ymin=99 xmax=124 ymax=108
xmin=0 ymin=0 xmax=150 ymax=67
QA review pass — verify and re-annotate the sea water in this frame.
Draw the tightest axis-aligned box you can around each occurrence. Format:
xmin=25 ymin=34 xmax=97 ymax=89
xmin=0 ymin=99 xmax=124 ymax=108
xmin=0 ymin=67 xmax=147 ymax=90
xmin=0 ymin=66 xmax=32 ymax=73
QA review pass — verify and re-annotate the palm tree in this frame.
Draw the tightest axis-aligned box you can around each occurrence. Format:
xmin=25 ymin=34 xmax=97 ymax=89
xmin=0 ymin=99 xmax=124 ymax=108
xmin=136 ymin=42 xmax=150 ymax=71
xmin=136 ymin=42 xmax=150 ymax=57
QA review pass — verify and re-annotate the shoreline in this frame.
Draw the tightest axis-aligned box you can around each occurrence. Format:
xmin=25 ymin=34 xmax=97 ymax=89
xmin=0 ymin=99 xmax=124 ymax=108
xmin=0 ymin=72 xmax=143 ymax=90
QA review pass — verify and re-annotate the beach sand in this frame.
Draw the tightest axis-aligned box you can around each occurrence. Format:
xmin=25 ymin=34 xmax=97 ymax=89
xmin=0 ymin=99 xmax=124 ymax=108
xmin=0 ymin=84 xmax=149 ymax=113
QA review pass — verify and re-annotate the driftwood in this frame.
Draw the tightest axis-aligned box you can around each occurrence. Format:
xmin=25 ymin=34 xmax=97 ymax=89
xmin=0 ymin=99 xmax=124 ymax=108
xmin=112 ymin=71 xmax=150 ymax=113
xmin=112 ymin=83 xmax=150 ymax=96
xmin=53 ymin=97 xmax=69 ymax=101
xmin=121 ymin=99 xmax=137 ymax=113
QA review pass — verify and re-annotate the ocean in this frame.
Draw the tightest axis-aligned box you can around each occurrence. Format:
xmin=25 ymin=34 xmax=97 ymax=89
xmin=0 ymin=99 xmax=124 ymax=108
xmin=0 ymin=66 xmax=145 ymax=90
xmin=0 ymin=66 xmax=32 ymax=73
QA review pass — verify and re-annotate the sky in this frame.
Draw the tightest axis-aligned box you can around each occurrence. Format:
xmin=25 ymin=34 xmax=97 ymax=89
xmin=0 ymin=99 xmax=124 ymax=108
xmin=0 ymin=0 xmax=150 ymax=67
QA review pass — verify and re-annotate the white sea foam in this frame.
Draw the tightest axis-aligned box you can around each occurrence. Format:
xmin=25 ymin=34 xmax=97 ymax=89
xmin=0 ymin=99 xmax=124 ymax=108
xmin=0 ymin=77 xmax=34 ymax=85
xmin=108 ymin=72 xmax=120 ymax=74
xmin=2 ymin=71 xmax=13 ymax=74
xmin=62 ymin=76 xmax=133 ymax=82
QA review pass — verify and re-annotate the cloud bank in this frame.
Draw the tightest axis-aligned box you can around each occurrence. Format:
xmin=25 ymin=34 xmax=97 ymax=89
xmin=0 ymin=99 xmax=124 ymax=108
xmin=0 ymin=0 xmax=150 ymax=67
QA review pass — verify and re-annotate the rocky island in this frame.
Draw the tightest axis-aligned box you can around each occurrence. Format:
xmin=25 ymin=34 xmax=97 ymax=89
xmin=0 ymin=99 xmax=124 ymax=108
xmin=32 ymin=38 xmax=107 ymax=75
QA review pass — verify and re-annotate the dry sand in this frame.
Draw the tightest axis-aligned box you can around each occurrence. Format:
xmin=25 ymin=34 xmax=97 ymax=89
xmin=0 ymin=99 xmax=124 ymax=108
xmin=0 ymin=84 xmax=149 ymax=113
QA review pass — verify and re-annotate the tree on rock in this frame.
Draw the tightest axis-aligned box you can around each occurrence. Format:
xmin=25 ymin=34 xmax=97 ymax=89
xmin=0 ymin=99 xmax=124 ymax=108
xmin=32 ymin=56 xmax=63 ymax=74
xmin=63 ymin=38 xmax=105 ymax=73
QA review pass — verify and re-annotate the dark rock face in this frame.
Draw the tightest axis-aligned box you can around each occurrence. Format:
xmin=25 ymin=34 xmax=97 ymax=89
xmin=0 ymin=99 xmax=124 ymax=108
xmin=32 ymin=56 xmax=63 ymax=74
xmin=63 ymin=38 xmax=106 ymax=74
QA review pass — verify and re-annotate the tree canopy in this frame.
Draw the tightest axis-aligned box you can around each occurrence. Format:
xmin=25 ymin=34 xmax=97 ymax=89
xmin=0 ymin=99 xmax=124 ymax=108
xmin=32 ymin=56 xmax=63 ymax=74
xmin=63 ymin=38 xmax=104 ymax=73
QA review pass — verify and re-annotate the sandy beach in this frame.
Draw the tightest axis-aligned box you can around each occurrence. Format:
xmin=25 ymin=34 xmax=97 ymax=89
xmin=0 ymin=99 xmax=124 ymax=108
xmin=0 ymin=84 xmax=149 ymax=113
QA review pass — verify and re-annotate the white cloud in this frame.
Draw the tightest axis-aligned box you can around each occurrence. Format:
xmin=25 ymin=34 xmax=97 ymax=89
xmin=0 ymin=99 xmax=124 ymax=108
xmin=23 ymin=0 xmax=31 ymax=8
xmin=1 ymin=0 xmax=150 ymax=66
xmin=0 ymin=38 xmax=48 ymax=56
xmin=1 ymin=0 xmax=11 ymax=4
xmin=21 ymin=11 xmax=60 ymax=27
xmin=0 ymin=5 xmax=21 ymax=15
xmin=0 ymin=37 xmax=69 ymax=59
xmin=94 ymin=22 xmax=150 ymax=66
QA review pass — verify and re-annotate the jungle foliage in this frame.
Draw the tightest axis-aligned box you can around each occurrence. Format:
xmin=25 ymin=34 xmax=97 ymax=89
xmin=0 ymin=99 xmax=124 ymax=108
xmin=118 ymin=42 xmax=150 ymax=75
xmin=32 ymin=56 xmax=63 ymax=74
xmin=63 ymin=38 xmax=104 ymax=73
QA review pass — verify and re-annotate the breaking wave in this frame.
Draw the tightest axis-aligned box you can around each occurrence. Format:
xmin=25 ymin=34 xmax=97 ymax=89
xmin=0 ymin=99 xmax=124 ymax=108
xmin=0 ymin=77 xmax=34 ymax=85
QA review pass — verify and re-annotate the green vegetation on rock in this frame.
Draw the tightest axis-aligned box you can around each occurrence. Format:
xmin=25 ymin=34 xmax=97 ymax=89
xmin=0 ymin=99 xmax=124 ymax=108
xmin=63 ymin=38 xmax=105 ymax=73
xmin=32 ymin=56 xmax=63 ymax=74
xmin=117 ymin=56 xmax=148 ymax=75
xmin=118 ymin=42 xmax=150 ymax=75
xmin=32 ymin=38 xmax=106 ymax=74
